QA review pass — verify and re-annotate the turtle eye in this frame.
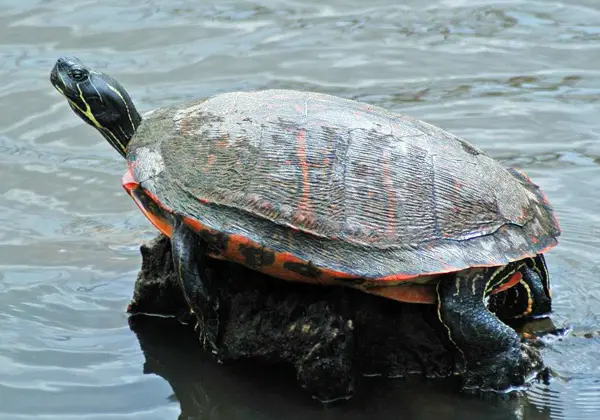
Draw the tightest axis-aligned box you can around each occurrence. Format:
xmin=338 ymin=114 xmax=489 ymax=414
xmin=70 ymin=68 xmax=88 ymax=82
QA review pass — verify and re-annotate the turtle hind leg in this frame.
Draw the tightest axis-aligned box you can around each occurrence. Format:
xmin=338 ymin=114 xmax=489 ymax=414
xmin=437 ymin=267 xmax=543 ymax=391
xmin=523 ymin=254 xmax=552 ymax=317
xmin=171 ymin=222 xmax=220 ymax=354
xmin=489 ymin=255 xmax=552 ymax=321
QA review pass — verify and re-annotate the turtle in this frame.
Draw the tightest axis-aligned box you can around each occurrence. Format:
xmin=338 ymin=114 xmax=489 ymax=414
xmin=50 ymin=56 xmax=560 ymax=392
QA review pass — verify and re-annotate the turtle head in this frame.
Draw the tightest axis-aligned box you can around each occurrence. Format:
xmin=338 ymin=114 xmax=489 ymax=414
xmin=50 ymin=56 xmax=142 ymax=158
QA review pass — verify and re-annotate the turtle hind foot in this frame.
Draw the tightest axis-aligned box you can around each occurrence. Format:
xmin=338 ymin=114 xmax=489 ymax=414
xmin=437 ymin=265 xmax=548 ymax=394
xmin=191 ymin=300 xmax=221 ymax=356
xmin=295 ymin=318 xmax=356 ymax=403
xmin=462 ymin=343 xmax=545 ymax=393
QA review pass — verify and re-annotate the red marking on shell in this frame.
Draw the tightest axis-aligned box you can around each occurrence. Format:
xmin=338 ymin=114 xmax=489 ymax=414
xmin=179 ymin=116 xmax=191 ymax=136
xmin=122 ymin=169 xmax=173 ymax=237
xmin=292 ymin=210 xmax=306 ymax=224
xmin=452 ymin=179 xmax=464 ymax=191
xmin=122 ymin=162 xmax=558 ymax=305
xmin=215 ymin=138 xmax=228 ymax=148
xmin=537 ymin=242 xmax=557 ymax=255
xmin=512 ymin=168 xmax=532 ymax=182
xmin=247 ymin=193 xmax=262 ymax=206
xmin=203 ymin=154 xmax=217 ymax=172
xmin=122 ymin=168 xmax=137 ymax=189
xmin=531 ymin=236 xmax=538 ymax=244
xmin=295 ymin=129 xmax=311 ymax=212
xmin=260 ymin=200 xmax=272 ymax=211
xmin=291 ymin=210 xmax=317 ymax=230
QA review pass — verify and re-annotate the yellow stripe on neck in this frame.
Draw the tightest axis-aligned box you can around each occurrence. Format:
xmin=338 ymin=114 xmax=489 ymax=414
xmin=107 ymin=83 xmax=135 ymax=130
xmin=66 ymin=84 xmax=125 ymax=154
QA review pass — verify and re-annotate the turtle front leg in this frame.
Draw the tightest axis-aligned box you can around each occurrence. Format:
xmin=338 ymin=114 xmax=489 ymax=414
xmin=437 ymin=267 xmax=543 ymax=391
xmin=171 ymin=222 xmax=220 ymax=355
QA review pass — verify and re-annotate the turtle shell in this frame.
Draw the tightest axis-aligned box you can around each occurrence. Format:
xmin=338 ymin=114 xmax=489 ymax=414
xmin=125 ymin=89 xmax=559 ymax=301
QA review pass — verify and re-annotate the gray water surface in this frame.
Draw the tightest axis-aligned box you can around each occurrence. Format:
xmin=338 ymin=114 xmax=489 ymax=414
xmin=1 ymin=0 xmax=600 ymax=419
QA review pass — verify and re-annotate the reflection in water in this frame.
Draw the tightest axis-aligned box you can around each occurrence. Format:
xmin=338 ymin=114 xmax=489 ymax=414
xmin=130 ymin=309 xmax=600 ymax=420
xmin=130 ymin=315 xmax=533 ymax=420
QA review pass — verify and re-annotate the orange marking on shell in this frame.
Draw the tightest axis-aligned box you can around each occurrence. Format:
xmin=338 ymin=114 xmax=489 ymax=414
xmin=122 ymin=170 xmax=173 ymax=237
xmin=182 ymin=216 xmax=216 ymax=236
xmin=204 ymin=154 xmax=217 ymax=172
xmin=247 ymin=193 xmax=262 ymax=207
xmin=291 ymin=210 xmax=308 ymax=225
xmin=295 ymin=129 xmax=311 ymax=212
xmin=223 ymin=232 xmax=357 ymax=285
xmin=536 ymin=242 xmax=556 ymax=255
xmin=215 ymin=138 xmax=228 ymax=148
xmin=122 ymin=163 xmax=553 ymax=305
xmin=260 ymin=200 xmax=272 ymax=211
xmin=122 ymin=168 xmax=137 ymax=190
xmin=179 ymin=116 xmax=191 ymax=136
xmin=453 ymin=179 xmax=464 ymax=190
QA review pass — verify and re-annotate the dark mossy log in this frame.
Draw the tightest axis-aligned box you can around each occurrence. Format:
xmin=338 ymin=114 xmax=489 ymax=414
xmin=127 ymin=234 xmax=549 ymax=402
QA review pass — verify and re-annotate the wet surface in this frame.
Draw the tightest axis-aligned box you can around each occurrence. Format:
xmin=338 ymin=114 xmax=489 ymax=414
xmin=1 ymin=0 xmax=599 ymax=418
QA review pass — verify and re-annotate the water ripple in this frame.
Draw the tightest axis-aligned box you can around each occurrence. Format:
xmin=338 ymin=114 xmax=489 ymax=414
xmin=1 ymin=0 xmax=600 ymax=419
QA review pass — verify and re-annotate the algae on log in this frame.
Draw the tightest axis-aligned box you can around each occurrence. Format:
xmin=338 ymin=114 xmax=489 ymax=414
xmin=127 ymin=234 xmax=536 ymax=402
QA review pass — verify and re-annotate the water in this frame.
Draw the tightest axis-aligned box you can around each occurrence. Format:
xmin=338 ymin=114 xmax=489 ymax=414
xmin=1 ymin=0 xmax=600 ymax=418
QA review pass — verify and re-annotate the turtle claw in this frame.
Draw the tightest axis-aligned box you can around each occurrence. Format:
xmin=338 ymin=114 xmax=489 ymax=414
xmin=202 ymin=334 xmax=219 ymax=355
xmin=198 ymin=321 xmax=219 ymax=355
xmin=202 ymin=302 xmax=220 ymax=355
xmin=190 ymin=298 xmax=220 ymax=355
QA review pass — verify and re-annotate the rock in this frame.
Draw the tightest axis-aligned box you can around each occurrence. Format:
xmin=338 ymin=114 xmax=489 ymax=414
xmin=126 ymin=234 xmax=542 ymax=402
